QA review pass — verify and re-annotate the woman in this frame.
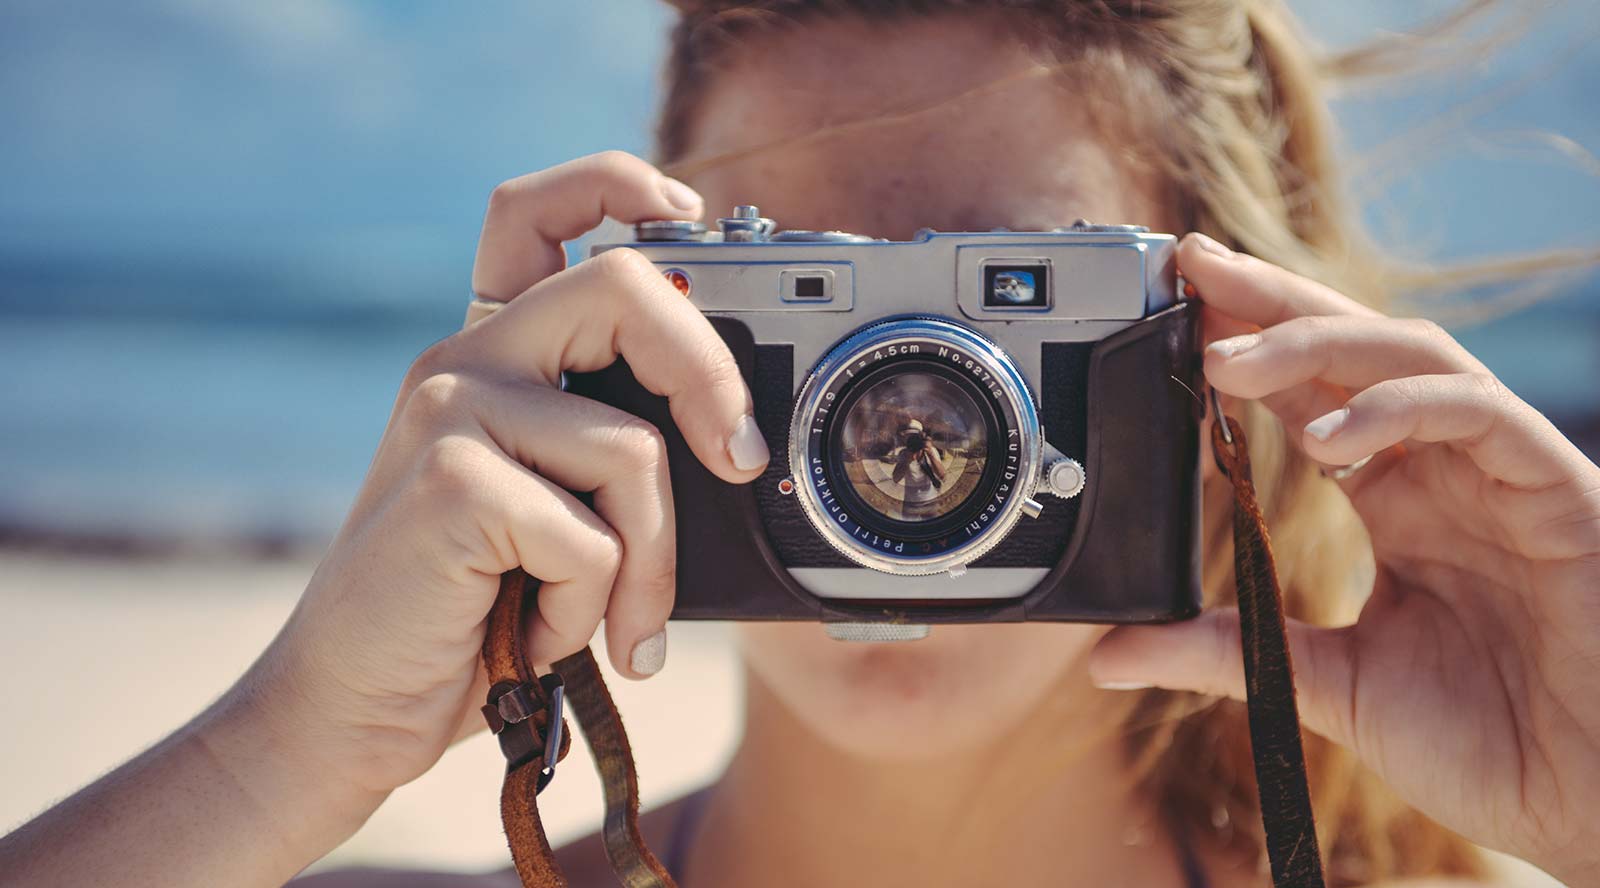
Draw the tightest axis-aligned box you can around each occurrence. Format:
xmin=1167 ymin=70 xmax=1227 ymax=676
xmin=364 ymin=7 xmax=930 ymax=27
xmin=885 ymin=420 xmax=950 ymax=519
xmin=3 ymin=1 xmax=1597 ymax=886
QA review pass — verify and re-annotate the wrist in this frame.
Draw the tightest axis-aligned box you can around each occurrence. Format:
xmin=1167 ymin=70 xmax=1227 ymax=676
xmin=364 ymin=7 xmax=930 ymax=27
xmin=195 ymin=667 xmax=389 ymax=872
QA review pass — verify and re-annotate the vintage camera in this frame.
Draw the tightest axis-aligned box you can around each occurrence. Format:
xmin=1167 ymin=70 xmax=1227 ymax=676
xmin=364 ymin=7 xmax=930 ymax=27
xmin=568 ymin=206 xmax=1203 ymax=635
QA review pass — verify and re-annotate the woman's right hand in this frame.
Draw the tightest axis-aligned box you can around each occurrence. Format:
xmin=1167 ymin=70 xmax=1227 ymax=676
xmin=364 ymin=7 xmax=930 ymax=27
xmin=237 ymin=151 xmax=770 ymax=808
xmin=0 ymin=152 xmax=770 ymax=888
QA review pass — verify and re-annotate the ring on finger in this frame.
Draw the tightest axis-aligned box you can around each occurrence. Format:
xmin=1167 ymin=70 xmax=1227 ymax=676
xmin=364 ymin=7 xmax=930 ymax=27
xmin=466 ymin=293 xmax=508 ymax=327
xmin=1322 ymin=453 xmax=1374 ymax=481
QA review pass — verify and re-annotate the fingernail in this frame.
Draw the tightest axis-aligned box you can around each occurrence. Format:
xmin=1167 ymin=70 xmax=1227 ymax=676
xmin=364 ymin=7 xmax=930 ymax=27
xmin=728 ymin=414 xmax=770 ymax=472
xmin=1305 ymin=407 xmax=1349 ymax=442
xmin=1191 ymin=232 xmax=1235 ymax=258
xmin=630 ymin=629 xmax=667 ymax=676
xmin=1206 ymin=333 xmax=1261 ymax=360
xmin=1094 ymin=679 xmax=1154 ymax=691
xmin=659 ymin=177 xmax=703 ymax=212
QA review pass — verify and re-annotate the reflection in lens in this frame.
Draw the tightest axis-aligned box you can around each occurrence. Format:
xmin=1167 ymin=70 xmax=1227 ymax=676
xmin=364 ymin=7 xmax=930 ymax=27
xmin=835 ymin=370 xmax=989 ymax=524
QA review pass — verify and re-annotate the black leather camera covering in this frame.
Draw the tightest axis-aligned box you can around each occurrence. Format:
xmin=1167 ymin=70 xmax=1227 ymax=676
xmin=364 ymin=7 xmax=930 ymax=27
xmin=562 ymin=301 xmax=1203 ymax=624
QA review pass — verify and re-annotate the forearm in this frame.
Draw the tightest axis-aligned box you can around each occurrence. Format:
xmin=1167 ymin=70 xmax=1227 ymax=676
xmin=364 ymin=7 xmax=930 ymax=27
xmin=0 ymin=677 xmax=385 ymax=887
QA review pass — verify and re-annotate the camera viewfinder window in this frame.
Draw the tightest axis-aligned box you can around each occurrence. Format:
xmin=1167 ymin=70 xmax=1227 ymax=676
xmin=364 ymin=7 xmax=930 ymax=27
xmin=794 ymin=275 xmax=827 ymax=300
xmin=982 ymin=263 xmax=1050 ymax=309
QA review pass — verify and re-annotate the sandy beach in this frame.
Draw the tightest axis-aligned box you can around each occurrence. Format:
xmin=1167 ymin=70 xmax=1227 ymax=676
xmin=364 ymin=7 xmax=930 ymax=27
xmin=0 ymin=552 xmax=1568 ymax=885
xmin=0 ymin=552 xmax=743 ymax=876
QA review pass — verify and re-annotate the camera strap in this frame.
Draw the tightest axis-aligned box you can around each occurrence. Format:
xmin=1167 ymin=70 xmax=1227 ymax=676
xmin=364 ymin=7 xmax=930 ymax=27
xmin=480 ymin=568 xmax=674 ymax=888
xmin=1211 ymin=411 xmax=1327 ymax=888
xmin=476 ymin=406 xmax=1324 ymax=888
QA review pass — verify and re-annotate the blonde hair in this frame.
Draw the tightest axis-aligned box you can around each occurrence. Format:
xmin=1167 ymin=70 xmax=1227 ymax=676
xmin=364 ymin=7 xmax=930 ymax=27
xmin=654 ymin=1 xmax=1499 ymax=882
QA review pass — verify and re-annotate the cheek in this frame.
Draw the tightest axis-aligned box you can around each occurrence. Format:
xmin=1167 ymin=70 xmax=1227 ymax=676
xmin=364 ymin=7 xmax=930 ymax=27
xmin=738 ymin=621 xmax=1105 ymax=760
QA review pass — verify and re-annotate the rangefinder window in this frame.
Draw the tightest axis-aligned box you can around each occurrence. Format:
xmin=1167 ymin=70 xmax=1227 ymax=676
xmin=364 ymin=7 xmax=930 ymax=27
xmin=781 ymin=268 xmax=835 ymax=303
xmin=982 ymin=262 xmax=1050 ymax=309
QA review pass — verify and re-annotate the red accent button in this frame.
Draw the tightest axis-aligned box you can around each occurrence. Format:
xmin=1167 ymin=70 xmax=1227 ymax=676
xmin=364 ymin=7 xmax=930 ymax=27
xmin=663 ymin=268 xmax=691 ymax=296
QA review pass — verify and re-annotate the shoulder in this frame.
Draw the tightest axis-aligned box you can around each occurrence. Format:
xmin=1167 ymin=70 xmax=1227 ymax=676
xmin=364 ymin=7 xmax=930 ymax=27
xmin=290 ymin=791 xmax=703 ymax=888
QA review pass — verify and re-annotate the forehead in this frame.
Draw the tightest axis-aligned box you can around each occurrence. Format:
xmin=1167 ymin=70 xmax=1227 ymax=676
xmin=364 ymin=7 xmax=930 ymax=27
xmin=678 ymin=14 xmax=1172 ymax=240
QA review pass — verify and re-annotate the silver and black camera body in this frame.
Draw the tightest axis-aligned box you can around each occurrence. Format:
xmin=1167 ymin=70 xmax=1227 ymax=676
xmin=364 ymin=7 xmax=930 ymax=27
xmin=568 ymin=206 xmax=1203 ymax=629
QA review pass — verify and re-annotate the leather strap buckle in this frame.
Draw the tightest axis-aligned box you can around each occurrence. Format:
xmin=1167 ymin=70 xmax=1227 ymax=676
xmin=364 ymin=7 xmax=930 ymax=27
xmin=482 ymin=673 xmax=566 ymax=794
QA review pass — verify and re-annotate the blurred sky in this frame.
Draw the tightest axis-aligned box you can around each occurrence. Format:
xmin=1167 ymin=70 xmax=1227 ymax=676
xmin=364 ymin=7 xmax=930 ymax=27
xmin=1 ymin=0 xmax=1597 ymax=548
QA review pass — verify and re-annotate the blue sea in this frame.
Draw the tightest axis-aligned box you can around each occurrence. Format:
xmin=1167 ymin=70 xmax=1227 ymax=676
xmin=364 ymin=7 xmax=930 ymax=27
xmin=0 ymin=225 xmax=465 ymax=548
xmin=2 ymin=224 xmax=1596 ymax=550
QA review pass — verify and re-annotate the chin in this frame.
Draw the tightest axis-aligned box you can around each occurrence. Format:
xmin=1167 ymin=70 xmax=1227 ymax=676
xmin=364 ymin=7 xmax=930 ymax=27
xmin=737 ymin=620 xmax=1105 ymax=760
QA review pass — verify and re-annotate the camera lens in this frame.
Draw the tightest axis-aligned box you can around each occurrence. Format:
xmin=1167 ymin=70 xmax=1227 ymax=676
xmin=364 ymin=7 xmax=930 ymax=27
xmin=788 ymin=318 xmax=1043 ymax=575
xmin=831 ymin=367 xmax=994 ymax=527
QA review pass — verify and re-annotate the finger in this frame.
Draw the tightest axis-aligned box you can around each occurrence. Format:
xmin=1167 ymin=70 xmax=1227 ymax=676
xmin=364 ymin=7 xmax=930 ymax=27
xmin=1205 ymin=315 xmax=1484 ymax=401
xmin=471 ymin=151 xmax=704 ymax=303
xmin=461 ymin=247 xmax=769 ymax=483
xmin=1299 ymin=373 xmax=1588 ymax=491
xmin=1088 ymin=609 xmax=1359 ymax=751
xmin=1258 ymin=379 xmax=1353 ymax=440
xmin=1199 ymin=304 xmax=1259 ymax=349
xmin=472 ymin=383 xmax=676 ymax=678
xmin=1178 ymin=233 xmax=1382 ymax=327
xmin=449 ymin=665 xmax=493 ymax=745
xmin=415 ymin=435 xmax=623 ymax=666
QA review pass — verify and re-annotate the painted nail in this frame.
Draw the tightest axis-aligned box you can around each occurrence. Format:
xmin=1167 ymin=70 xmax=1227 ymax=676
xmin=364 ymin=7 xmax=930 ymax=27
xmin=1305 ymin=408 xmax=1350 ymax=442
xmin=1094 ymin=679 xmax=1154 ymax=691
xmin=1191 ymin=232 xmax=1235 ymax=258
xmin=728 ymin=414 xmax=770 ymax=471
xmin=659 ymin=177 xmax=703 ymax=212
xmin=1207 ymin=333 xmax=1261 ymax=360
xmin=630 ymin=629 xmax=667 ymax=676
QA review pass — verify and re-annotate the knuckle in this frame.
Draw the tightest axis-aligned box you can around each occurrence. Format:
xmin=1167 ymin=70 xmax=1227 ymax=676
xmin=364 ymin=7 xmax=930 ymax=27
xmin=693 ymin=337 xmax=744 ymax=391
xmin=402 ymin=339 xmax=453 ymax=393
xmin=588 ymin=246 xmax=659 ymax=290
xmin=416 ymin=434 xmax=492 ymax=505
xmin=642 ymin=555 xmax=678 ymax=601
xmin=1373 ymin=376 xmax=1424 ymax=411
xmin=1289 ymin=314 xmax=1332 ymax=336
xmin=486 ymin=177 xmax=523 ymax=214
xmin=1282 ymin=314 xmax=1332 ymax=349
xmin=1465 ymin=372 xmax=1512 ymax=412
xmin=589 ymin=523 xmax=625 ymax=576
xmin=612 ymin=416 xmax=670 ymax=472
xmin=589 ymin=249 xmax=678 ymax=313
xmin=588 ymin=149 xmax=644 ymax=175
xmin=1402 ymin=316 xmax=1453 ymax=347
xmin=404 ymin=371 xmax=473 ymax=426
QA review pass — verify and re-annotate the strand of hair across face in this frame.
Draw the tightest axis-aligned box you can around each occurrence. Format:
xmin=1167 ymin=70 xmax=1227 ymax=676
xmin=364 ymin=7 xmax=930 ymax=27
xmin=662 ymin=59 xmax=1072 ymax=181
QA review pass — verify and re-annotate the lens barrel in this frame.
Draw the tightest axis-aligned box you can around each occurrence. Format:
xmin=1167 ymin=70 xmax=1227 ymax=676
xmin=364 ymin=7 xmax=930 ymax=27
xmin=788 ymin=318 xmax=1043 ymax=575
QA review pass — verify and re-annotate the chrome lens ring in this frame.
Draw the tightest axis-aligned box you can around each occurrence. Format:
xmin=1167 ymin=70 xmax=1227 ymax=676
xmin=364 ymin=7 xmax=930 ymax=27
xmin=788 ymin=317 xmax=1043 ymax=576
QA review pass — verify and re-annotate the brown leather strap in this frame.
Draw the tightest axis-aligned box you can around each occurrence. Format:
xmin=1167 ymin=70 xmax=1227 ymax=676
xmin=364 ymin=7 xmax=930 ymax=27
xmin=1212 ymin=414 xmax=1327 ymax=888
xmin=557 ymin=646 xmax=677 ymax=888
xmin=482 ymin=568 xmax=676 ymax=888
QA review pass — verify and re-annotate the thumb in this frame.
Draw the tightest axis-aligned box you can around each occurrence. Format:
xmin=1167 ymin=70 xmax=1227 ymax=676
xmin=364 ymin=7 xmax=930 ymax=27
xmin=1089 ymin=609 xmax=1360 ymax=751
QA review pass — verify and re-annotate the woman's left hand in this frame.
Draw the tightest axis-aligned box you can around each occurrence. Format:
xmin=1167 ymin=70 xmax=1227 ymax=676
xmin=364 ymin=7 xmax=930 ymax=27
xmin=1089 ymin=233 xmax=1600 ymax=885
